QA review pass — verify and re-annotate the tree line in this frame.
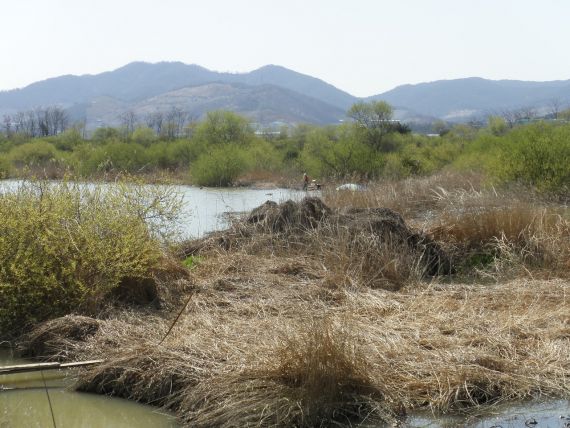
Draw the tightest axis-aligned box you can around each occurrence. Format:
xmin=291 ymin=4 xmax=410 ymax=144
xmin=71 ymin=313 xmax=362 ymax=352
xmin=0 ymin=101 xmax=568 ymax=193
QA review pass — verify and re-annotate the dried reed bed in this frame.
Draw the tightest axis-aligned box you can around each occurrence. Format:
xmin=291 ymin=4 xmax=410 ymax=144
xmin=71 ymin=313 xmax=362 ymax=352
xmin=25 ymin=251 xmax=570 ymax=426
xmin=324 ymin=172 xmax=569 ymax=278
xmin=429 ymin=200 xmax=570 ymax=278
xmin=19 ymin=175 xmax=570 ymax=426
xmin=321 ymin=171 xmax=488 ymax=219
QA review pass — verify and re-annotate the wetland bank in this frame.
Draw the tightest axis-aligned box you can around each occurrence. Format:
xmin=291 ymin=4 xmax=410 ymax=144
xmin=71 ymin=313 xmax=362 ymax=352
xmin=1 ymin=173 xmax=569 ymax=427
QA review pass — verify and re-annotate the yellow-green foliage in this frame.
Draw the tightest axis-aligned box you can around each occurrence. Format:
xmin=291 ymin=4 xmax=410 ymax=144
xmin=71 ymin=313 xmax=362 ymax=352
xmin=8 ymin=140 xmax=60 ymax=168
xmin=495 ymin=123 xmax=570 ymax=192
xmin=452 ymin=134 xmax=502 ymax=175
xmin=191 ymin=144 xmax=250 ymax=186
xmin=0 ymin=157 xmax=10 ymax=178
xmin=300 ymin=125 xmax=384 ymax=178
xmin=0 ymin=180 xmax=170 ymax=337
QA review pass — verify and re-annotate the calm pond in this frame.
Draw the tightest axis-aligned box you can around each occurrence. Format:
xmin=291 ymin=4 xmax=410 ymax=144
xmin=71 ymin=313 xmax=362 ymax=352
xmin=1 ymin=181 xmax=569 ymax=427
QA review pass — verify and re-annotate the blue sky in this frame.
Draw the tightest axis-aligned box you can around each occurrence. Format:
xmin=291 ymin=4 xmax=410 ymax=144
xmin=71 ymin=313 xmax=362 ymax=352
xmin=1 ymin=0 xmax=569 ymax=96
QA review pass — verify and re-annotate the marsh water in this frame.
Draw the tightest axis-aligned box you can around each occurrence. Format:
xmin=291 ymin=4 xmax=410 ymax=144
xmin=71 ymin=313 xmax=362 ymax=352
xmin=0 ymin=349 xmax=178 ymax=428
xmin=173 ymin=185 xmax=307 ymax=238
xmin=407 ymin=400 xmax=570 ymax=427
xmin=1 ymin=180 xmax=569 ymax=427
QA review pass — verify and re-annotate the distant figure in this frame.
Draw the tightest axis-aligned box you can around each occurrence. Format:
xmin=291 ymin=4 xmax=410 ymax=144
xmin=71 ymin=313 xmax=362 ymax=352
xmin=303 ymin=173 xmax=309 ymax=190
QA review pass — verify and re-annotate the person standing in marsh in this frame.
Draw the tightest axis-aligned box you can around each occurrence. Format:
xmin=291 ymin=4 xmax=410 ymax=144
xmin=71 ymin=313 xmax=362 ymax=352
xmin=303 ymin=173 xmax=309 ymax=190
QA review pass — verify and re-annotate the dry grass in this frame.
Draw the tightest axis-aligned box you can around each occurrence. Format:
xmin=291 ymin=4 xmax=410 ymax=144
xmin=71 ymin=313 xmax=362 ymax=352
xmin=22 ymin=252 xmax=570 ymax=426
xmin=18 ymin=174 xmax=570 ymax=427
xmin=322 ymin=171 xmax=487 ymax=219
xmin=323 ymin=172 xmax=569 ymax=279
xmin=429 ymin=203 xmax=570 ymax=279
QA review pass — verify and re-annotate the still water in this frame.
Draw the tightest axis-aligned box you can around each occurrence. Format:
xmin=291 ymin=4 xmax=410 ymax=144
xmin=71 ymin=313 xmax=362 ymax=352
xmin=173 ymin=185 xmax=305 ymax=238
xmin=0 ymin=349 xmax=177 ymax=428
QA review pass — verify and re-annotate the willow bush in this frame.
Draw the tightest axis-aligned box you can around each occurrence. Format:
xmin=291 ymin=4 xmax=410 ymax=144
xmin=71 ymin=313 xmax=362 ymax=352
xmin=0 ymin=180 xmax=179 ymax=337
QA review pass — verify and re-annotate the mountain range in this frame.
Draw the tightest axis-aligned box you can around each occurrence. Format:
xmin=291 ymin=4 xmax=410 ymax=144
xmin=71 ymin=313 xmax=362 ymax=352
xmin=1 ymin=61 xmax=569 ymax=129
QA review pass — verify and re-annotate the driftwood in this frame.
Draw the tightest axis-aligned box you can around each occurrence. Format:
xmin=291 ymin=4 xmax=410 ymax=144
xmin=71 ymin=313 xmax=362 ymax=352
xmin=0 ymin=359 xmax=104 ymax=375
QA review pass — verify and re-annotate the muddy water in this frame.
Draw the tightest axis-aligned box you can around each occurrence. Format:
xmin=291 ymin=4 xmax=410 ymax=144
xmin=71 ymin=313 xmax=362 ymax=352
xmin=407 ymin=400 xmax=570 ymax=427
xmin=0 ymin=350 xmax=178 ymax=428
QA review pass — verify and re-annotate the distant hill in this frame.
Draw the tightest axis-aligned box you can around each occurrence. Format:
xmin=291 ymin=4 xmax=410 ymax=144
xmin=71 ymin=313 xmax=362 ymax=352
xmin=71 ymin=83 xmax=346 ymax=128
xmin=1 ymin=62 xmax=570 ymax=128
xmin=369 ymin=77 xmax=570 ymax=121
xmin=0 ymin=62 xmax=355 ymax=128
xmin=227 ymin=64 xmax=356 ymax=110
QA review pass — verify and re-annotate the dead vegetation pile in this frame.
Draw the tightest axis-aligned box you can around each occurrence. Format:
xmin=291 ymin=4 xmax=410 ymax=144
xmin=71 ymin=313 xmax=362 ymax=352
xmin=18 ymin=315 xmax=101 ymax=360
xmin=183 ymin=196 xmax=451 ymax=289
xmin=16 ymin=174 xmax=570 ymax=427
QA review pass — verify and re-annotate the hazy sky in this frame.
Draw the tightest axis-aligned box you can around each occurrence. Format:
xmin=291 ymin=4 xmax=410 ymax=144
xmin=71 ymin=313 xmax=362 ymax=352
xmin=1 ymin=0 xmax=569 ymax=96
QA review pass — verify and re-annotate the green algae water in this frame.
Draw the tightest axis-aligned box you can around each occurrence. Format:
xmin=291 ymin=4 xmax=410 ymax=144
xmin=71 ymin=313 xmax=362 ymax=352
xmin=0 ymin=350 xmax=178 ymax=428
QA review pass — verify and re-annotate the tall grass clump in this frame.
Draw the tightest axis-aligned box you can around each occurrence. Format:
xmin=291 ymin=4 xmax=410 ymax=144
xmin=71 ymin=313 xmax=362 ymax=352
xmin=430 ymin=202 xmax=570 ymax=277
xmin=173 ymin=318 xmax=392 ymax=427
xmin=309 ymin=222 xmax=428 ymax=290
xmin=0 ymin=180 xmax=180 ymax=338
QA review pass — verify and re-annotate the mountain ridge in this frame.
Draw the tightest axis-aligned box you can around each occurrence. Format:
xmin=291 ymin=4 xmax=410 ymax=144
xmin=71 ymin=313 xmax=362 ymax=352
xmin=1 ymin=61 xmax=570 ymax=127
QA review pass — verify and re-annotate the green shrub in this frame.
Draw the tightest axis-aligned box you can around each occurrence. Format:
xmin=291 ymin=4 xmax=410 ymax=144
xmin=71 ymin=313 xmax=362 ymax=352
xmin=167 ymin=139 xmax=205 ymax=168
xmin=53 ymin=128 xmax=84 ymax=151
xmin=300 ymin=126 xmax=384 ymax=179
xmin=131 ymin=126 xmax=157 ymax=147
xmin=8 ymin=140 xmax=60 ymax=168
xmin=0 ymin=180 xmax=177 ymax=337
xmin=496 ymin=123 xmax=570 ymax=192
xmin=245 ymin=138 xmax=281 ymax=172
xmin=191 ymin=145 xmax=249 ymax=186
xmin=194 ymin=111 xmax=253 ymax=146
xmin=0 ymin=157 xmax=10 ymax=178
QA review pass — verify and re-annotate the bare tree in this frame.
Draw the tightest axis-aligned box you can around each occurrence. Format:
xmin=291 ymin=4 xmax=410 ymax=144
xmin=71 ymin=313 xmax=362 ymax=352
xmin=2 ymin=115 xmax=12 ymax=137
xmin=145 ymin=111 xmax=164 ymax=135
xmin=498 ymin=106 xmax=536 ymax=128
xmin=36 ymin=108 xmax=50 ymax=136
xmin=163 ymin=107 xmax=189 ymax=139
xmin=13 ymin=112 xmax=25 ymax=134
xmin=4 ymin=107 xmax=69 ymax=138
xmin=51 ymin=107 xmax=69 ymax=134
xmin=547 ymin=98 xmax=564 ymax=119
xmin=119 ymin=110 xmax=138 ymax=136
xmin=517 ymin=106 xmax=536 ymax=121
